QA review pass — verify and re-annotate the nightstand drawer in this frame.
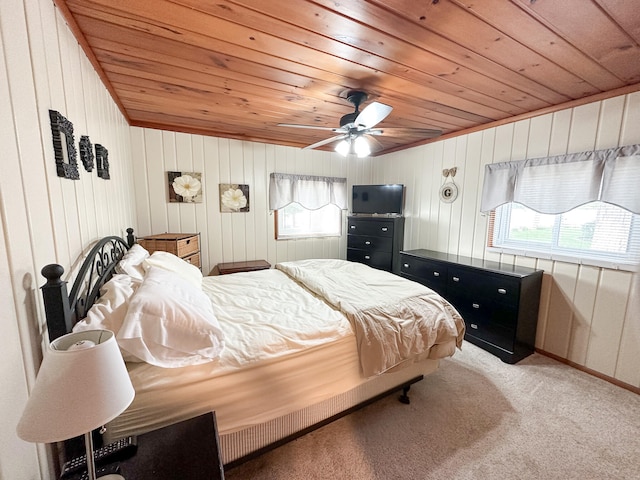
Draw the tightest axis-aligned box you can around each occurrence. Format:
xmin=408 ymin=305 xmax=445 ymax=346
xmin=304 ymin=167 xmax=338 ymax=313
xmin=138 ymin=234 xmax=199 ymax=257
xmin=137 ymin=233 xmax=201 ymax=269
xmin=175 ymin=236 xmax=199 ymax=257
xmin=183 ymin=252 xmax=201 ymax=268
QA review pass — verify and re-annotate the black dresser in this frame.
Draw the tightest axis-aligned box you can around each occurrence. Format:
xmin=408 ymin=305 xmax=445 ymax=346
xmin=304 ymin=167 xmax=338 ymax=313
xmin=347 ymin=216 xmax=405 ymax=273
xmin=400 ymin=249 xmax=543 ymax=364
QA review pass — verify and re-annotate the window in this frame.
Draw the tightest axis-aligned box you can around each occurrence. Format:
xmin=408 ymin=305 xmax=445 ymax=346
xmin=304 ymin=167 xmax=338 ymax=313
xmin=489 ymin=202 xmax=639 ymax=269
xmin=275 ymin=202 xmax=342 ymax=239
xmin=480 ymin=144 xmax=640 ymax=269
xmin=269 ymin=172 xmax=347 ymax=240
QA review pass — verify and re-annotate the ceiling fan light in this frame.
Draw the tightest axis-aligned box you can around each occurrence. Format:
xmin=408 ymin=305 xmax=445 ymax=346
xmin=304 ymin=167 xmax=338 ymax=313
xmin=335 ymin=139 xmax=350 ymax=156
xmin=354 ymin=136 xmax=371 ymax=157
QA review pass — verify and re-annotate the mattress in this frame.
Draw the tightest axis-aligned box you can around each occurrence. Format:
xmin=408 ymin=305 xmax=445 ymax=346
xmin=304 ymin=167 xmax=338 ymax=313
xmin=107 ymin=269 xmax=361 ymax=438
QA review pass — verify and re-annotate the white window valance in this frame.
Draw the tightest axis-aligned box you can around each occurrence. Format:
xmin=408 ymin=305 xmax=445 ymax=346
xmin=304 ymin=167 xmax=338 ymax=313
xmin=480 ymin=144 xmax=640 ymax=214
xmin=269 ymin=173 xmax=348 ymax=210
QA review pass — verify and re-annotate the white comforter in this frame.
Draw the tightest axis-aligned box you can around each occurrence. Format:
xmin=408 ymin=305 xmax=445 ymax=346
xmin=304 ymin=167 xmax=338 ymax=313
xmin=277 ymin=259 xmax=465 ymax=376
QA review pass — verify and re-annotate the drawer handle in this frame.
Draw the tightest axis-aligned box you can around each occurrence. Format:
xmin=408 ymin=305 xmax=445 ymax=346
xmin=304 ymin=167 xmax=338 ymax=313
xmin=498 ymin=288 xmax=507 ymax=294
xmin=452 ymin=276 xmax=460 ymax=282
xmin=364 ymin=255 xmax=371 ymax=260
xmin=433 ymin=272 xmax=440 ymax=277
xmin=470 ymin=323 xmax=478 ymax=329
xmin=381 ymin=227 xmax=388 ymax=232
xmin=186 ymin=239 xmax=191 ymax=244
xmin=472 ymin=303 xmax=480 ymax=309
xmin=403 ymin=263 xmax=410 ymax=268
xmin=365 ymin=241 xmax=371 ymax=245
xmin=350 ymin=225 xmax=356 ymax=229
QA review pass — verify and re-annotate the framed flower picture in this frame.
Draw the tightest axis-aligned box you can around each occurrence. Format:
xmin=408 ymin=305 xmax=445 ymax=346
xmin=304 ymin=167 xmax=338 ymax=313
xmin=219 ymin=183 xmax=250 ymax=212
xmin=168 ymin=171 xmax=203 ymax=203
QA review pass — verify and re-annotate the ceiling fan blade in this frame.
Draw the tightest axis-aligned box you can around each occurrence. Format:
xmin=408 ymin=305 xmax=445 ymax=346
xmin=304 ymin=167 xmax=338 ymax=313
xmin=373 ymin=127 xmax=442 ymax=138
xmin=354 ymin=102 xmax=392 ymax=129
xmin=303 ymin=134 xmax=348 ymax=150
xmin=277 ymin=123 xmax=338 ymax=132
xmin=366 ymin=134 xmax=384 ymax=152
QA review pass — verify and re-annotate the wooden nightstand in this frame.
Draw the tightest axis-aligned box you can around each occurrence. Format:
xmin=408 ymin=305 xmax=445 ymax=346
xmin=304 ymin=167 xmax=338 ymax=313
xmin=138 ymin=233 xmax=201 ymax=269
xmin=217 ymin=260 xmax=271 ymax=275
xmin=116 ymin=412 xmax=224 ymax=479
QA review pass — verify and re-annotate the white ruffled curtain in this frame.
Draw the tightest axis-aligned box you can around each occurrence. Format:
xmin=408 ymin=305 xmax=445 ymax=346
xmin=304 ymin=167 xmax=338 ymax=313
xmin=480 ymin=144 xmax=640 ymax=214
xmin=269 ymin=173 xmax=348 ymax=210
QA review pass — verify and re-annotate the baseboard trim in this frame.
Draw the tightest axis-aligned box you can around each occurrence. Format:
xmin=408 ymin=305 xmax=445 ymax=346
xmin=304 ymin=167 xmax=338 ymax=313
xmin=536 ymin=348 xmax=639 ymax=395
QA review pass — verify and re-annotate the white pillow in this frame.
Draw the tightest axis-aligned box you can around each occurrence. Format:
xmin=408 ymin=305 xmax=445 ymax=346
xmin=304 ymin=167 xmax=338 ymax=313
xmin=115 ymin=244 xmax=149 ymax=281
xmin=117 ymin=266 xmax=225 ymax=368
xmin=72 ymin=274 xmax=141 ymax=362
xmin=143 ymin=251 xmax=202 ymax=288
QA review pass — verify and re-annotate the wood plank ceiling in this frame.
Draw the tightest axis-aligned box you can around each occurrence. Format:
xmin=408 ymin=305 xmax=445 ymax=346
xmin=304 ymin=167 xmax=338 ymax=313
xmin=56 ymin=0 xmax=640 ymax=156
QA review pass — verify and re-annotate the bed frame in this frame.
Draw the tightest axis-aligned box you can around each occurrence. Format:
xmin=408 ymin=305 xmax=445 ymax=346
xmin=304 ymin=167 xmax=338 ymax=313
xmin=39 ymin=229 xmax=430 ymax=468
xmin=41 ymin=228 xmax=135 ymax=342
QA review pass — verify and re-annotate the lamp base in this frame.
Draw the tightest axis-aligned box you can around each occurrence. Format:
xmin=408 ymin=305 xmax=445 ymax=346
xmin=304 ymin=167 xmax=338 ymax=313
xmin=99 ymin=475 xmax=125 ymax=480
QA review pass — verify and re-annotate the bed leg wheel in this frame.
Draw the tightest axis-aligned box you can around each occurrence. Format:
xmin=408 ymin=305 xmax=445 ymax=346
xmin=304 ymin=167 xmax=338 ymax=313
xmin=399 ymin=385 xmax=411 ymax=404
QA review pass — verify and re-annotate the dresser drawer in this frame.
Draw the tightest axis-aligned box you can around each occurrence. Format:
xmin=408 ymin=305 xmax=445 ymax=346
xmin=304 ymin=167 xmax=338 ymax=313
xmin=348 ymin=218 xmax=395 ymax=237
xmin=347 ymin=248 xmax=392 ymax=271
xmin=348 ymin=235 xmax=392 ymax=252
xmin=400 ymin=256 xmax=447 ymax=294
xmin=451 ymin=295 xmax=517 ymax=352
xmin=448 ymin=267 xmax=520 ymax=305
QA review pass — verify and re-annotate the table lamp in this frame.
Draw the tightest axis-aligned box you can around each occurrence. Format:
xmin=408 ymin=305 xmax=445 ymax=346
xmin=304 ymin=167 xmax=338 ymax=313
xmin=17 ymin=330 xmax=135 ymax=480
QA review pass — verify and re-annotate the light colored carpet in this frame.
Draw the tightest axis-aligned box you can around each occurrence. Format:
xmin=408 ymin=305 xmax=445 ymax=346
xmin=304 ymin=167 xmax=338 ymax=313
xmin=225 ymin=341 xmax=640 ymax=480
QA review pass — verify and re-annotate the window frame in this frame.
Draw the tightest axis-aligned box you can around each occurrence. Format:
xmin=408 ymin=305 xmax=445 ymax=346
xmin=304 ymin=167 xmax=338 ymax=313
xmin=274 ymin=202 xmax=343 ymax=240
xmin=488 ymin=202 xmax=639 ymax=271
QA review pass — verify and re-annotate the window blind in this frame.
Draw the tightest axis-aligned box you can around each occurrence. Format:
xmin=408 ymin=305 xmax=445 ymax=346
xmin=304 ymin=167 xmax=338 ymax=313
xmin=480 ymin=144 xmax=640 ymax=215
xmin=269 ymin=173 xmax=347 ymax=211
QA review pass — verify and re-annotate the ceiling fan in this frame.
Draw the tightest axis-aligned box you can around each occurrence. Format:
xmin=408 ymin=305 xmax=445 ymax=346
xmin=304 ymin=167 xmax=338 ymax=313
xmin=278 ymin=90 xmax=442 ymax=157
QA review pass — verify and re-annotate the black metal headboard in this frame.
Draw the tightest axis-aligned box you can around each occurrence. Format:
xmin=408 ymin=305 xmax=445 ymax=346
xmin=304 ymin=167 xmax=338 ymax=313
xmin=40 ymin=228 xmax=135 ymax=341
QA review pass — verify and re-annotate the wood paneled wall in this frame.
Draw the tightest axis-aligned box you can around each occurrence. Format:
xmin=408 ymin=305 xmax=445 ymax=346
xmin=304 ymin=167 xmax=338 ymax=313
xmin=374 ymin=92 xmax=640 ymax=390
xmin=1 ymin=1 xmax=136 ymax=478
xmin=130 ymin=128 xmax=374 ymax=274
xmin=6 ymin=2 xmax=638 ymax=480
xmin=132 ymin=91 xmax=639 ymax=391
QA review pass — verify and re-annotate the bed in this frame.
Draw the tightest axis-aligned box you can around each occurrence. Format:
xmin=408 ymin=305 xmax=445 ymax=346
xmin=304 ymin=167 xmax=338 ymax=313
xmin=40 ymin=229 xmax=465 ymax=468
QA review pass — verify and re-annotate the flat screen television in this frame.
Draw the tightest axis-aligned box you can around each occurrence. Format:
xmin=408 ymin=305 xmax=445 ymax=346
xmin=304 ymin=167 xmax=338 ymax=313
xmin=352 ymin=184 xmax=405 ymax=215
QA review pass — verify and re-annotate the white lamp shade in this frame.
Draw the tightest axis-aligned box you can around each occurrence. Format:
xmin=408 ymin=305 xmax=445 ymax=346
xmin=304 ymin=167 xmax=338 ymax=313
xmin=354 ymin=136 xmax=371 ymax=158
xmin=17 ymin=330 xmax=134 ymax=443
xmin=335 ymin=139 xmax=350 ymax=157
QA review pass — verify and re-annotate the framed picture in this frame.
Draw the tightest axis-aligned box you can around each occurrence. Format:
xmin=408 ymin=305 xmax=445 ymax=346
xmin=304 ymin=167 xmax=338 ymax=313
xmin=168 ymin=171 xmax=203 ymax=203
xmin=48 ymin=110 xmax=79 ymax=180
xmin=95 ymin=144 xmax=110 ymax=180
xmin=79 ymin=135 xmax=94 ymax=172
xmin=219 ymin=183 xmax=250 ymax=212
